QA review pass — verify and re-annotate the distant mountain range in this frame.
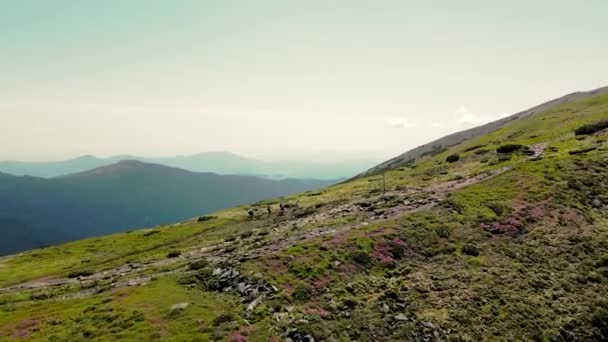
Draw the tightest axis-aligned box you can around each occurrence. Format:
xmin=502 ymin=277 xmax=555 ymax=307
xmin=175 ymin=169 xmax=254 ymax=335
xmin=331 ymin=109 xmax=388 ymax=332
xmin=0 ymin=152 xmax=377 ymax=180
xmin=0 ymin=160 xmax=333 ymax=255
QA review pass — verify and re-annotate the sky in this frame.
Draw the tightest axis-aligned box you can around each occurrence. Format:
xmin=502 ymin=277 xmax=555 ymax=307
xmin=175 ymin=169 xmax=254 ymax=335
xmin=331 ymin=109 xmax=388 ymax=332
xmin=1 ymin=0 xmax=607 ymax=162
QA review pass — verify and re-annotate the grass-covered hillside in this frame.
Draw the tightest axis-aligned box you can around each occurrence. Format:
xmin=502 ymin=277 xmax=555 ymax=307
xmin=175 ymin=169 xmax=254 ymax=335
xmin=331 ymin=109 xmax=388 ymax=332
xmin=1 ymin=91 xmax=608 ymax=341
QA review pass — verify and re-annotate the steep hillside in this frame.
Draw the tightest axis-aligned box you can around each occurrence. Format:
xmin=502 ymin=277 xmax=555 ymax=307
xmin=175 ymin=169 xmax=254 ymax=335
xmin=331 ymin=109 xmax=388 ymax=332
xmin=1 ymin=89 xmax=607 ymax=341
xmin=359 ymin=85 xmax=608 ymax=177
xmin=0 ymin=161 xmax=332 ymax=255
xmin=0 ymin=152 xmax=377 ymax=180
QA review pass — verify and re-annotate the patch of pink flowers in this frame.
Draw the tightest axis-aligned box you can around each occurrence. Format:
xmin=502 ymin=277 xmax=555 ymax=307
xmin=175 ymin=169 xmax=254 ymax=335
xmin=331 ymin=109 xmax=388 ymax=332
xmin=372 ymin=243 xmax=395 ymax=265
xmin=230 ymin=331 xmax=248 ymax=342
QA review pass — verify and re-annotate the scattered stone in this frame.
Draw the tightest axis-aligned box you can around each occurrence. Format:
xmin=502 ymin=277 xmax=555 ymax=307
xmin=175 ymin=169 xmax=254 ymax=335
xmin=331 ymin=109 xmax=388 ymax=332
xmin=247 ymin=295 xmax=264 ymax=311
xmin=394 ymin=313 xmax=408 ymax=321
xmin=198 ymin=265 xmax=278 ymax=318
xmin=274 ymin=312 xmax=288 ymax=322
xmin=170 ymin=303 xmax=189 ymax=312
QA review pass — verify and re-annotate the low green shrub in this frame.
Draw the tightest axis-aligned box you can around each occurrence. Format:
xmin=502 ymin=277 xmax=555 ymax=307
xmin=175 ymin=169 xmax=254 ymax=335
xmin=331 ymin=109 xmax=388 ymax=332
xmin=574 ymin=120 xmax=608 ymax=135
xmin=197 ymin=216 xmax=217 ymax=222
xmin=188 ymin=259 xmax=209 ymax=270
xmin=349 ymin=250 xmax=372 ymax=267
xmin=167 ymin=250 xmax=181 ymax=258
xmin=68 ymin=269 xmax=94 ymax=278
xmin=446 ymin=154 xmax=460 ymax=163
xmin=292 ymin=284 xmax=312 ymax=302
xmin=496 ymin=144 xmax=524 ymax=154
xmin=462 ymin=244 xmax=480 ymax=256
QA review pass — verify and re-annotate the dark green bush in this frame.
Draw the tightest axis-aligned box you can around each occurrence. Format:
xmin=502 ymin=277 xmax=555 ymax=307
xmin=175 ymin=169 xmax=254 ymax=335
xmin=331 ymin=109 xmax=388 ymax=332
xmin=292 ymin=284 xmax=312 ymax=302
xmin=167 ymin=250 xmax=181 ymax=258
xmin=568 ymin=147 xmax=597 ymax=155
xmin=188 ymin=259 xmax=209 ymax=270
xmin=197 ymin=215 xmax=217 ymax=222
xmin=68 ymin=269 xmax=94 ymax=278
xmin=574 ymin=120 xmax=608 ymax=135
xmin=496 ymin=144 xmax=524 ymax=154
xmin=350 ymin=250 xmax=372 ymax=267
xmin=462 ymin=244 xmax=480 ymax=256
xmin=435 ymin=226 xmax=450 ymax=238
xmin=446 ymin=154 xmax=460 ymax=163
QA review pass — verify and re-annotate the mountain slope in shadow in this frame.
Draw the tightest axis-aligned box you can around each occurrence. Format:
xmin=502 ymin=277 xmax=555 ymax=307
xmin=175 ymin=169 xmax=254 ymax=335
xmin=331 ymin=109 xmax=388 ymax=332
xmin=0 ymin=160 xmax=333 ymax=255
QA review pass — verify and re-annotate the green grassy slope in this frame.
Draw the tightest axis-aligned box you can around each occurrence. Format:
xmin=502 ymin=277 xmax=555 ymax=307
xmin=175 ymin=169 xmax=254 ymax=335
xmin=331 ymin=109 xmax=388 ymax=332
xmin=1 ymin=92 xmax=607 ymax=341
xmin=359 ymin=85 xmax=608 ymax=177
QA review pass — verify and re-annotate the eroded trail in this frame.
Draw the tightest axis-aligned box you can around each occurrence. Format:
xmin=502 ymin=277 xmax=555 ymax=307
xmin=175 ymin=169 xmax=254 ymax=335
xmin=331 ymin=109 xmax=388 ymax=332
xmin=0 ymin=166 xmax=511 ymax=296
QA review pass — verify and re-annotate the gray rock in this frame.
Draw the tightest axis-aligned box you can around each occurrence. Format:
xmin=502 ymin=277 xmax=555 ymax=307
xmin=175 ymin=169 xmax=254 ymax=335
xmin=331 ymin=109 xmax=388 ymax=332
xmin=394 ymin=313 xmax=408 ymax=321
xmin=247 ymin=295 xmax=264 ymax=311
xmin=170 ymin=302 xmax=189 ymax=312
xmin=274 ymin=312 xmax=288 ymax=322
xmin=422 ymin=321 xmax=435 ymax=329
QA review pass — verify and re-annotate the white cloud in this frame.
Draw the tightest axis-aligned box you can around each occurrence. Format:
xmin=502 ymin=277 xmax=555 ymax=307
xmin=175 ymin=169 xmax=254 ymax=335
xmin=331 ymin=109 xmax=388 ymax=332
xmin=386 ymin=118 xmax=418 ymax=129
xmin=454 ymin=106 xmax=493 ymax=125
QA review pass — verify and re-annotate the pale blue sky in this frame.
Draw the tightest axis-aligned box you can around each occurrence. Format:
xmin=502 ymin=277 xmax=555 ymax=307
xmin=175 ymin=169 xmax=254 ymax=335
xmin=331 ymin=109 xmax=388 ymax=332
xmin=1 ymin=0 xmax=607 ymax=161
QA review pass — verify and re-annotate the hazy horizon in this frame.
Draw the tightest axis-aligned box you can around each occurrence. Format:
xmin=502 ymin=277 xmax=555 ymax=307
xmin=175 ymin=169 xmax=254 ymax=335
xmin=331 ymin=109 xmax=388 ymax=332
xmin=0 ymin=150 xmax=382 ymax=164
xmin=2 ymin=1 xmax=607 ymax=162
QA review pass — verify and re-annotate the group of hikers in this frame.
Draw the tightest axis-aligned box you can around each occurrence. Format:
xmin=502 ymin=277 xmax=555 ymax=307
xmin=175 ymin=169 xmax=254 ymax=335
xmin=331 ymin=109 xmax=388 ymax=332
xmin=247 ymin=201 xmax=299 ymax=218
